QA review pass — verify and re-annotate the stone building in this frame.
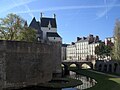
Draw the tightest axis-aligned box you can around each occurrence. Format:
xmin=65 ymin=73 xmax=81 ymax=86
xmin=0 ymin=13 xmax=62 ymax=89
xmin=29 ymin=13 xmax=62 ymax=42
xmin=29 ymin=13 xmax=62 ymax=77
xmin=0 ymin=40 xmax=61 ymax=89
xmin=66 ymin=34 xmax=100 ymax=61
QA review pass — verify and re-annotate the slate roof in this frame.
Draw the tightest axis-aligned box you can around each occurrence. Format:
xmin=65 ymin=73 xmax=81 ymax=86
xmin=29 ymin=17 xmax=43 ymax=38
xmin=29 ymin=17 xmax=40 ymax=30
xmin=47 ymin=32 xmax=61 ymax=38
xmin=62 ymin=44 xmax=69 ymax=47
xmin=41 ymin=17 xmax=57 ymax=28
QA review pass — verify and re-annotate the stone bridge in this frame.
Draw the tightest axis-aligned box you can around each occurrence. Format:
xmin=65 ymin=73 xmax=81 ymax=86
xmin=62 ymin=60 xmax=93 ymax=75
xmin=62 ymin=60 xmax=93 ymax=69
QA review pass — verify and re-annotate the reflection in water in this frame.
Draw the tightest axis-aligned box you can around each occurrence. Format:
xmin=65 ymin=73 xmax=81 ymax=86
xmin=62 ymin=88 xmax=78 ymax=90
xmin=62 ymin=71 xmax=97 ymax=90
xmin=14 ymin=71 xmax=96 ymax=90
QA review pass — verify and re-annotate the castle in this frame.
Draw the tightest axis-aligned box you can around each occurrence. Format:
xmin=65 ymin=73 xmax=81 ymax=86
xmin=0 ymin=14 xmax=62 ymax=89
xmin=29 ymin=13 xmax=62 ymax=43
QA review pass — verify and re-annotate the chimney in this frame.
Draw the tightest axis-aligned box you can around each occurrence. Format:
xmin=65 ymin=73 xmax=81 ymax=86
xmin=40 ymin=12 xmax=43 ymax=18
xmin=83 ymin=37 xmax=87 ymax=40
xmin=71 ymin=42 xmax=75 ymax=45
xmin=77 ymin=37 xmax=80 ymax=41
xmin=54 ymin=14 xmax=56 ymax=19
xmin=89 ymin=34 xmax=94 ymax=43
xmin=95 ymin=36 xmax=99 ymax=42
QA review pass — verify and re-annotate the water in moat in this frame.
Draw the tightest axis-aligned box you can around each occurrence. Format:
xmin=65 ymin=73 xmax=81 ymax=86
xmin=62 ymin=71 xmax=97 ymax=90
xmin=16 ymin=71 xmax=96 ymax=90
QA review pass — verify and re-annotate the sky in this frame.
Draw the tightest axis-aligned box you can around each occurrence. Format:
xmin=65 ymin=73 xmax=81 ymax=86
xmin=0 ymin=0 xmax=120 ymax=43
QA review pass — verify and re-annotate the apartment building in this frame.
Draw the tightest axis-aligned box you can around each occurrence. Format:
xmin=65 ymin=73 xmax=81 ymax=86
xmin=66 ymin=42 xmax=76 ymax=60
xmin=66 ymin=34 xmax=100 ymax=61
xmin=105 ymin=37 xmax=114 ymax=46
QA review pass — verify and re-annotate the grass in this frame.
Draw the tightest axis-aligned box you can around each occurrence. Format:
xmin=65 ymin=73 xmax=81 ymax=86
xmin=93 ymin=69 xmax=120 ymax=76
xmin=70 ymin=68 xmax=120 ymax=90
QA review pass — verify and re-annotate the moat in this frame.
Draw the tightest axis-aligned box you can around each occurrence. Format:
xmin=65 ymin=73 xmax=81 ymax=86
xmin=63 ymin=71 xmax=96 ymax=90
xmin=15 ymin=71 xmax=96 ymax=90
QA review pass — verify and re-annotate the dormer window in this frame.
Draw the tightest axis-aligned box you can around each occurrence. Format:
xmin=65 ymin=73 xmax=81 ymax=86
xmin=48 ymin=21 xmax=51 ymax=30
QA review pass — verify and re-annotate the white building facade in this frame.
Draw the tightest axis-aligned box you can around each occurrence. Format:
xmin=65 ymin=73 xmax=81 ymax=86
xmin=66 ymin=35 xmax=100 ymax=61
xmin=66 ymin=43 xmax=76 ymax=60
xmin=105 ymin=37 xmax=114 ymax=45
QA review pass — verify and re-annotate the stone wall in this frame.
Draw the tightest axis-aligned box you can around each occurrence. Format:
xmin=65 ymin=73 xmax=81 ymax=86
xmin=51 ymin=42 xmax=62 ymax=77
xmin=0 ymin=40 xmax=61 ymax=89
xmin=95 ymin=60 xmax=120 ymax=74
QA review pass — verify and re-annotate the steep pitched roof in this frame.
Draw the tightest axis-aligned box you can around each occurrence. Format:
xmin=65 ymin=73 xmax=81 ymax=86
xmin=29 ymin=17 xmax=39 ymax=30
xmin=29 ymin=17 xmax=43 ymax=39
xmin=47 ymin=32 xmax=61 ymax=38
xmin=41 ymin=17 xmax=57 ymax=28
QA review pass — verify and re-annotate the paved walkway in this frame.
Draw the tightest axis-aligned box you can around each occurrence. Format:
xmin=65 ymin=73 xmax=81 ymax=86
xmin=88 ymin=70 xmax=120 ymax=78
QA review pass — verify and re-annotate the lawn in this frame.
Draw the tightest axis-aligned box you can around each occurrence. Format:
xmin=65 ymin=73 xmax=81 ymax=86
xmin=71 ymin=68 xmax=120 ymax=90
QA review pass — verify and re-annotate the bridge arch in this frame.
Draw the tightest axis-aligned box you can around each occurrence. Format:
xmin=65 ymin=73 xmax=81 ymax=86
xmin=81 ymin=63 xmax=91 ymax=69
xmin=98 ymin=64 xmax=102 ymax=71
xmin=108 ymin=64 xmax=112 ymax=72
xmin=70 ymin=64 xmax=77 ymax=68
xmin=62 ymin=61 xmax=93 ymax=69
xmin=61 ymin=63 xmax=69 ymax=75
xmin=69 ymin=63 xmax=80 ymax=69
xmin=114 ymin=63 xmax=118 ymax=72
xmin=103 ymin=64 xmax=107 ymax=72
xmin=96 ymin=60 xmax=120 ymax=73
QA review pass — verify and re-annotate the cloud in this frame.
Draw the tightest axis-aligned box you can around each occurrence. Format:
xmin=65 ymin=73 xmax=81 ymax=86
xmin=24 ymin=5 xmax=34 ymax=18
xmin=95 ymin=0 xmax=118 ymax=20
xmin=21 ymin=0 xmax=34 ymax=18
xmin=14 ymin=4 xmax=120 ymax=14
xmin=0 ymin=0 xmax=36 ymax=13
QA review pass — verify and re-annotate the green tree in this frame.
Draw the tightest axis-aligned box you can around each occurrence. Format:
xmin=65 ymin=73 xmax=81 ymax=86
xmin=112 ymin=20 xmax=120 ymax=60
xmin=95 ymin=42 xmax=112 ymax=60
xmin=95 ymin=42 xmax=105 ymax=59
xmin=0 ymin=13 xmax=25 ymax=40
xmin=0 ymin=13 xmax=36 ymax=42
xmin=19 ymin=27 xmax=36 ymax=42
xmin=104 ymin=45 xmax=112 ymax=58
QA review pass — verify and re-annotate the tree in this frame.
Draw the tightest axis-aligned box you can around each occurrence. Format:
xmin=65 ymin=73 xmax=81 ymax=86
xmin=95 ymin=42 xmax=105 ymax=59
xmin=104 ymin=45 xmax=112 ymax=58
xmin=0 ymin=13 xmax=25 ymax=40
xmin=95 ymin=42 xmax=112 ymax=60
xmin=0 ymin=13 xmax=36 ymax=42
xmin=112 ymin=19 xmax=120 ymax=60
xmin=19 ymin=27 xmax=36 ymax=42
